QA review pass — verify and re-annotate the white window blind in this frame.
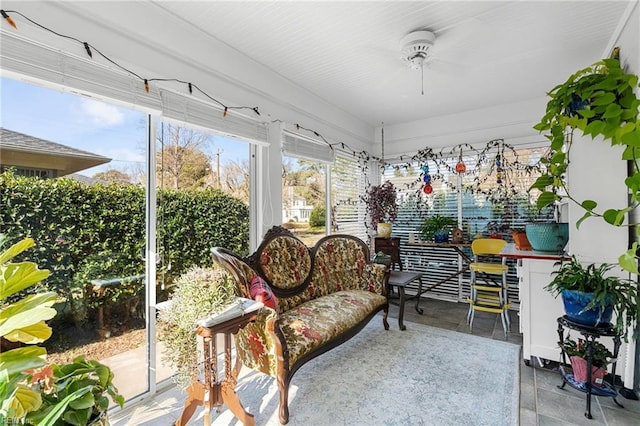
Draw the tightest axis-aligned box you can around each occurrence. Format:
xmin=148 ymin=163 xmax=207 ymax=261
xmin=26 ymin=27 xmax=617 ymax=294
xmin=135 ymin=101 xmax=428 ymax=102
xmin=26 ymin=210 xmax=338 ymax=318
xmin=383 ymin=146 xmax=551 ymax=304
xmin=1 ymin=31 xmax=162 ymax=113
xmin=331 ymin=151 xmax=367 ymax=239
xmin=281 ymin=128 xmax=335 ymax=164
xmin=1 ymin=32 xmax=269 ymax=146
xmin=159 ymin=89 xmax=268 ymax=145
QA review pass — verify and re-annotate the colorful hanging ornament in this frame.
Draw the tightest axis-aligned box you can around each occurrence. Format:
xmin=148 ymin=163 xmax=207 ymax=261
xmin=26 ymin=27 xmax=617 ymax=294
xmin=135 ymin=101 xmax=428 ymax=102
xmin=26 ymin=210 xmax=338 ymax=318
xmin=496 ymin=154 xmax=503 ymax=184
xmin=421 ymin=163 xmax=432 ymax=194
xmin=455 ymin=149 xmax=466 ymax=173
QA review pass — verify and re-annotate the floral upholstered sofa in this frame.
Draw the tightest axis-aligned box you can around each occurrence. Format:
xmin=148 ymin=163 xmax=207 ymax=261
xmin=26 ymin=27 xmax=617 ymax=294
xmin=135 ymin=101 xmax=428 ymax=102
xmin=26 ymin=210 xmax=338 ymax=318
xmin=211 ymin=226 xmax=389 ymax=424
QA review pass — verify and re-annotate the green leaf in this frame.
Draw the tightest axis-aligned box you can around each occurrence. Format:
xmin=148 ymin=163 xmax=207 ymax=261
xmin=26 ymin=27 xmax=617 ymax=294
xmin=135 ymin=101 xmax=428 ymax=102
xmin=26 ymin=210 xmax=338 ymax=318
xmin=580 ymin=200 xmax=598 ymax=211
xmin=0 ymin=292 xmax=57 ymax=339
xmin=68 ymin=391 xmax=95 ymax=410
xmin=622 ymin=146 xmax=640 ymax=160
xmin=621 ymin=130 xmax=640 ymax=147
xmin=584 ymin=120 xmax=606 ymax=137
xmin=576 ymin=211 xmax=593 ymax=229
xmin=2 ymin=321 xmax=52 ymax=344
xmin=0 ymin=346 xmax=46 ymax=377
xmin=0 ymin=262 xmax=51 ymax=300
xmin=619 ymin=246 xmax=639 ymax=274
xmin=591 ymin=92 xmax=616 ymax=105
xmin=529 ymin=175 xmax=554 ymax=191
xmin=536 ymin=191 xmax=558 ymax=210
xmin=37 ymin=386 xmax=92 ymax=426
xmin=603 ymin=209 xmax=623 ymax=226
xmin=0 ymin=238 xmax=35 ymax=265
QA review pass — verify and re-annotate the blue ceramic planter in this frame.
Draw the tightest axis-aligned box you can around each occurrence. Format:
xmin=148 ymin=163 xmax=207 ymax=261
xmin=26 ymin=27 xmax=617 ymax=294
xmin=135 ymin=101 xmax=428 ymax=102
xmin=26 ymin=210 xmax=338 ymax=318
xmin=434 ymin=230 xmax=449 ymax=243
xmin=561 ymin=289 xmax=613 ymax=326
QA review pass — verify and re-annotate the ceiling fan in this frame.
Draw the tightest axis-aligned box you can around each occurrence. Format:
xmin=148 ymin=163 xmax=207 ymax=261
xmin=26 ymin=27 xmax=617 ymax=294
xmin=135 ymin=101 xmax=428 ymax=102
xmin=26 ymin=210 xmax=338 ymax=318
xmin=399 ymin=30 xmax=437 ymax=95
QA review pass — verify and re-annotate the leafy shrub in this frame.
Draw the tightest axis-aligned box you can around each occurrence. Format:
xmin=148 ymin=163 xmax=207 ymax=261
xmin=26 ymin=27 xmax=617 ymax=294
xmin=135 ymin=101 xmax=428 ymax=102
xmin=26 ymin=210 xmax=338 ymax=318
xmin=309 ymin=206 xmax=326 ymax=227
xmin=0 ymin=172 xmax=249 ymax=326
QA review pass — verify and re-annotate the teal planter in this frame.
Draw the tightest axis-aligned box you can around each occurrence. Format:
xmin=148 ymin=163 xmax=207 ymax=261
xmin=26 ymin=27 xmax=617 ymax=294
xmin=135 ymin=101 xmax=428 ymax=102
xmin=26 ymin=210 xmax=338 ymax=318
xmin=525 ymin=223 xmax=569 ymax=252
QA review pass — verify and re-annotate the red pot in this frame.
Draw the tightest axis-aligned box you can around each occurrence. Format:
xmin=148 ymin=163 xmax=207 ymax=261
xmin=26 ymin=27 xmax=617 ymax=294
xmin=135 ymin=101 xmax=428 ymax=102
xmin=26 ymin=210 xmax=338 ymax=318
xmin=570 ymin=356 xmax=607 ymax=387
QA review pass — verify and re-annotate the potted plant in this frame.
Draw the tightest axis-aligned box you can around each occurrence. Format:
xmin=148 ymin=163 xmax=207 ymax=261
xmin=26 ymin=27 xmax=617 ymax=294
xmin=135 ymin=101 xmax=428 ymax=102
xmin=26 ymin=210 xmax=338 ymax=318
xmin=529 ymin=51 xmax=640 ymax=270
xmin=362 ymin=181 xmax=398 ymax=238
xmin=158 ymin=266 xmax=238 ymax=388
xmin=0 ymin=237 xmax=123 ymax=425
xmin=560 ymin=336 xmax=613 ymax=386
xmin=545 ymin=256 xmax=638 ymax=336
xmin=420 ymin=215 xmax=456 ymax=243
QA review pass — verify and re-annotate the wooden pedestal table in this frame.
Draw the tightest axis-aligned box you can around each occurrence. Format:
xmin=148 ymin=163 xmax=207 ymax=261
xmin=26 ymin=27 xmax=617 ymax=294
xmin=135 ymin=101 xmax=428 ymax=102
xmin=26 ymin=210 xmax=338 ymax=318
xmin=175 ymin=299 xmax=263 ymax=426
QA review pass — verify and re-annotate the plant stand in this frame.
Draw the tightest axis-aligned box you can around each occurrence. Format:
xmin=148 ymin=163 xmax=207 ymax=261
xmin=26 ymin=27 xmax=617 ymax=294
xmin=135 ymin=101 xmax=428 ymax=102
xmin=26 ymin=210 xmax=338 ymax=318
xmin=175 ymin=301 xmax=262 ymax=426
xmin=556 ymin=316 xmax=623 ymax=419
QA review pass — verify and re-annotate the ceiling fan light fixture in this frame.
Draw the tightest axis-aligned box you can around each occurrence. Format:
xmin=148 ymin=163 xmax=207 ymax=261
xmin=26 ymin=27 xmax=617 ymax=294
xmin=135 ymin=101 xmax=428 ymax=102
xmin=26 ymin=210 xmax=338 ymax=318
xmin=400 ymin=30 xmax=436 ymax=70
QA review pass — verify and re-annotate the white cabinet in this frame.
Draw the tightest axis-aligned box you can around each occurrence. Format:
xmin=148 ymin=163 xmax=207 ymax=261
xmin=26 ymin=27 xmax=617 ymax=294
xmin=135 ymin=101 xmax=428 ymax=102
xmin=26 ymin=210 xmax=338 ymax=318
xmin=518 ymin=257 xmax=565 ymax=363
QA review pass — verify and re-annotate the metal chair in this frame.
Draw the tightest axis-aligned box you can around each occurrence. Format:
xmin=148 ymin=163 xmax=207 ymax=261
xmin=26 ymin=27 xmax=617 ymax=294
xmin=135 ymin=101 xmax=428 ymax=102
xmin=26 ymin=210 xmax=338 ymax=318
xmin=466 ymin=238 xmax=510 ymax=338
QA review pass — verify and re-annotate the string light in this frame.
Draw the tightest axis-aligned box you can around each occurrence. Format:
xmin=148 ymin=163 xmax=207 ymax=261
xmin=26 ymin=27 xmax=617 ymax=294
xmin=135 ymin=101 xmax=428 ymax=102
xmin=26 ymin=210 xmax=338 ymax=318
xmin=1 ymin=10 xmax=16 ymax=29
xmin=83 ymin=42 xmax=92 ymax=58
xmin=0 ymin=7 xmax=543 ymax=202
xmin=0 ymin=9 xmax=260 ymax=117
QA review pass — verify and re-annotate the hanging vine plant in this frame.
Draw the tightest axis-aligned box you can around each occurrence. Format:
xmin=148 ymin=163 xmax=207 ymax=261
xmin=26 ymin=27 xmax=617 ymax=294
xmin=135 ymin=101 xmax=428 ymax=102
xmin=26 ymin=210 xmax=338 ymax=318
xmin=529 ymin=48 xmax=640 ymax=272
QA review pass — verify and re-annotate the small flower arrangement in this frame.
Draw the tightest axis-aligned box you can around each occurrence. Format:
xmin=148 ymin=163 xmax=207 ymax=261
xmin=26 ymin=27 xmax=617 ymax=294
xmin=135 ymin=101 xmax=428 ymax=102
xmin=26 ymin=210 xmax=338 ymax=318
xmin=560 ymin=336 xmax=613 ymax=368
xmin=362 ymin=181 xmax=398 ymax=230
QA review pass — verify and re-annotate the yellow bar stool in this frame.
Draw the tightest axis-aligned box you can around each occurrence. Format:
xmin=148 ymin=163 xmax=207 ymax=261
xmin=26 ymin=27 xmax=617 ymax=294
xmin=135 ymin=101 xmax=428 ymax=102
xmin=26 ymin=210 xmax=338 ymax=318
xmin=466 ymin=238 xmax=511 ymax=339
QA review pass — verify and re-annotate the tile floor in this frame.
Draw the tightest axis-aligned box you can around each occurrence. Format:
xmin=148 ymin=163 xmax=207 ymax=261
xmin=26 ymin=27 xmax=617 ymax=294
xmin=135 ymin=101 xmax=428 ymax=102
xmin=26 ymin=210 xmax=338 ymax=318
xmin=110 ymin=296 xmax=640 ymax=425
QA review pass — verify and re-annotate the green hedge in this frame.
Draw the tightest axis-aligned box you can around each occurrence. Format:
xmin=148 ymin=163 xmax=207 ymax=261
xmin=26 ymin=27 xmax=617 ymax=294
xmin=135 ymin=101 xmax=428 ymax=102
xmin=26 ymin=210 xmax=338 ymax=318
xmin=0 ymin=172 xmax=249 ymax=323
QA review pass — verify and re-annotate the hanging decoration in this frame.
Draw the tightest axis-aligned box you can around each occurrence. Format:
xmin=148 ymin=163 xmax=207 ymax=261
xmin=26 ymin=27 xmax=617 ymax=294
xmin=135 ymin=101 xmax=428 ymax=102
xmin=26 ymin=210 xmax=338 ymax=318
xmin=455 ymin=148 xmax=466 ymax=173
xmin=0 ymin=8 xmax=545 ymax=206
xmin=421 ymin=164 xmax=432 ymax=194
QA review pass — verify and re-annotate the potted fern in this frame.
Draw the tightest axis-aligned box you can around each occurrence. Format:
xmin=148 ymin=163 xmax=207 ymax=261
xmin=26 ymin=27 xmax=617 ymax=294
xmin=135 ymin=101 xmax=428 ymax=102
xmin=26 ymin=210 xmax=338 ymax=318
xmin=420 ymin=215 xmax=456 ymax=243
xmin=545 ymin=256 xmax=638 ymax=337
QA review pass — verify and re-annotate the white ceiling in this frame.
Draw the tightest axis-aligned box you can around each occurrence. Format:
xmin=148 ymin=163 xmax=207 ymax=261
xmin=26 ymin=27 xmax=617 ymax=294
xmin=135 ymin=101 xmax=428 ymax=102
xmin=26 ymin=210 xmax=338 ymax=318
xmin=0 ymin=1 xmax=635 ymax=141
xmin=148 ymin=0 xmax=632 ymax=127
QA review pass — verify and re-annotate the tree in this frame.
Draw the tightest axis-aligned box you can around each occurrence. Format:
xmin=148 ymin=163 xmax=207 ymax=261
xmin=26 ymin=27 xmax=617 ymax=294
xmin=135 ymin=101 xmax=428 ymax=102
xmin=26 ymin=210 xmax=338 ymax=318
xmin=221 ymin=159 xmax=249 ymax=203
xmin=156 ymin=124 xmax=213 ymax=190
xmin=93 ymin=169 xmax=132 ymax=185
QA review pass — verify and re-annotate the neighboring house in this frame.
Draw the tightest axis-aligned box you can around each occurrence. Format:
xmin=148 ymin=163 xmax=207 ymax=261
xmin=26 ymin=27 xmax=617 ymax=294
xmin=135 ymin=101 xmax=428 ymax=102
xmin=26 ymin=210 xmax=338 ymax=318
xmin=282 ymin=187 xmax=314 ymax=222
xmin=0 ymin=128 xmax=111 ymax=178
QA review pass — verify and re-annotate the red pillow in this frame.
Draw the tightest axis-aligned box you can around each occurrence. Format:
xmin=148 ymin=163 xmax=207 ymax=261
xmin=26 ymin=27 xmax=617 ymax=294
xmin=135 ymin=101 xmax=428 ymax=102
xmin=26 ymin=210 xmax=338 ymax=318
xmin=249 ymin=276 xmax=278 ymax=311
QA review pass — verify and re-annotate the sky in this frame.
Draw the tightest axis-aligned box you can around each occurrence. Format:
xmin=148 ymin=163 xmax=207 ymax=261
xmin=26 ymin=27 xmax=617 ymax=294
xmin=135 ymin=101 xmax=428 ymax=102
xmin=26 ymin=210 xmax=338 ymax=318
xmin=0 ymin=77 xmax=249 ymax=177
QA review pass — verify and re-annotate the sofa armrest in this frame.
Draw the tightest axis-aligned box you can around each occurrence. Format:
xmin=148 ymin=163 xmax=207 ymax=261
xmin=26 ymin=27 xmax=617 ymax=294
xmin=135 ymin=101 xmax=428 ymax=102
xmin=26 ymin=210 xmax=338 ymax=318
xmin=233 ymin=306 xmax=283 ymax=377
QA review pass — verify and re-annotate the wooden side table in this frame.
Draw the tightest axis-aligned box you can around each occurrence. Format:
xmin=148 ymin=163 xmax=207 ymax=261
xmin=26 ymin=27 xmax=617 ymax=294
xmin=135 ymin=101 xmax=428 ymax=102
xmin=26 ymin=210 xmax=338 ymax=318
xmin=175 ymin=299 xmax=263 ymax=426
xmin=373 ymin=237 xmax=402 ymax=270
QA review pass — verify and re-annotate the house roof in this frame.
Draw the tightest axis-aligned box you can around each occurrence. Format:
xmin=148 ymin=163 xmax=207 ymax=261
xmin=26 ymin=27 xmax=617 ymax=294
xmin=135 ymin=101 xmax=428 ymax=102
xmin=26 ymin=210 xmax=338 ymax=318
xmin=0 ymin=128 xmax=111 ymax=176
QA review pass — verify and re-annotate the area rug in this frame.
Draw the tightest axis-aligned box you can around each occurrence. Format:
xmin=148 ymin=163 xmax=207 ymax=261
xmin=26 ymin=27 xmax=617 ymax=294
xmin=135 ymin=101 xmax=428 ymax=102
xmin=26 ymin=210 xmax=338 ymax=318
xmin=205 ymin=317 xmax=520 ymax=426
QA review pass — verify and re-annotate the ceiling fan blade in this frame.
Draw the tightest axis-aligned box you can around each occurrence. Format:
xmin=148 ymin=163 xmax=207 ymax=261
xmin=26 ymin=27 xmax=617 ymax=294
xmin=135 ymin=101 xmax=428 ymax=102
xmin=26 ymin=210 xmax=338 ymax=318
xmin=433 ymin=17 xmax=484 ymax=51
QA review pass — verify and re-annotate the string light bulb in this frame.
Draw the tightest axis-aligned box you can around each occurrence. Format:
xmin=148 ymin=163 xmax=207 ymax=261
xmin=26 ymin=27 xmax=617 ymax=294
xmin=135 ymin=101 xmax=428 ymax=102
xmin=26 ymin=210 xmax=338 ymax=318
xmin=83 ymin=42 xmax=92 ymax=58
xmin=223 ymin=107 xmax=228 ymax=117
xmin=1 ymin=10 xmax=16 ymax=29
xmin=144 ymin=79 xmax=149 ymax=93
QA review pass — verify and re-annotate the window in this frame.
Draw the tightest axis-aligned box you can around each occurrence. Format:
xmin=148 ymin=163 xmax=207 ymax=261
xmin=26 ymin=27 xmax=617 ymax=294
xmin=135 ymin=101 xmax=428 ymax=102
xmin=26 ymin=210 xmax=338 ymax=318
xmin=331 ymin=152 xmax=368 ymax=240
xmin=383 ymin=145 xmax=551 ymax=304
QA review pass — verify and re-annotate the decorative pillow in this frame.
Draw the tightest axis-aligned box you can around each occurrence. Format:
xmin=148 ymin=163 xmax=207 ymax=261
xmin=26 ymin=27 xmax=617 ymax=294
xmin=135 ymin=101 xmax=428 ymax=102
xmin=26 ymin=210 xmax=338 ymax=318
xmin=249 ymin=276 xmax=279 ymax=311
